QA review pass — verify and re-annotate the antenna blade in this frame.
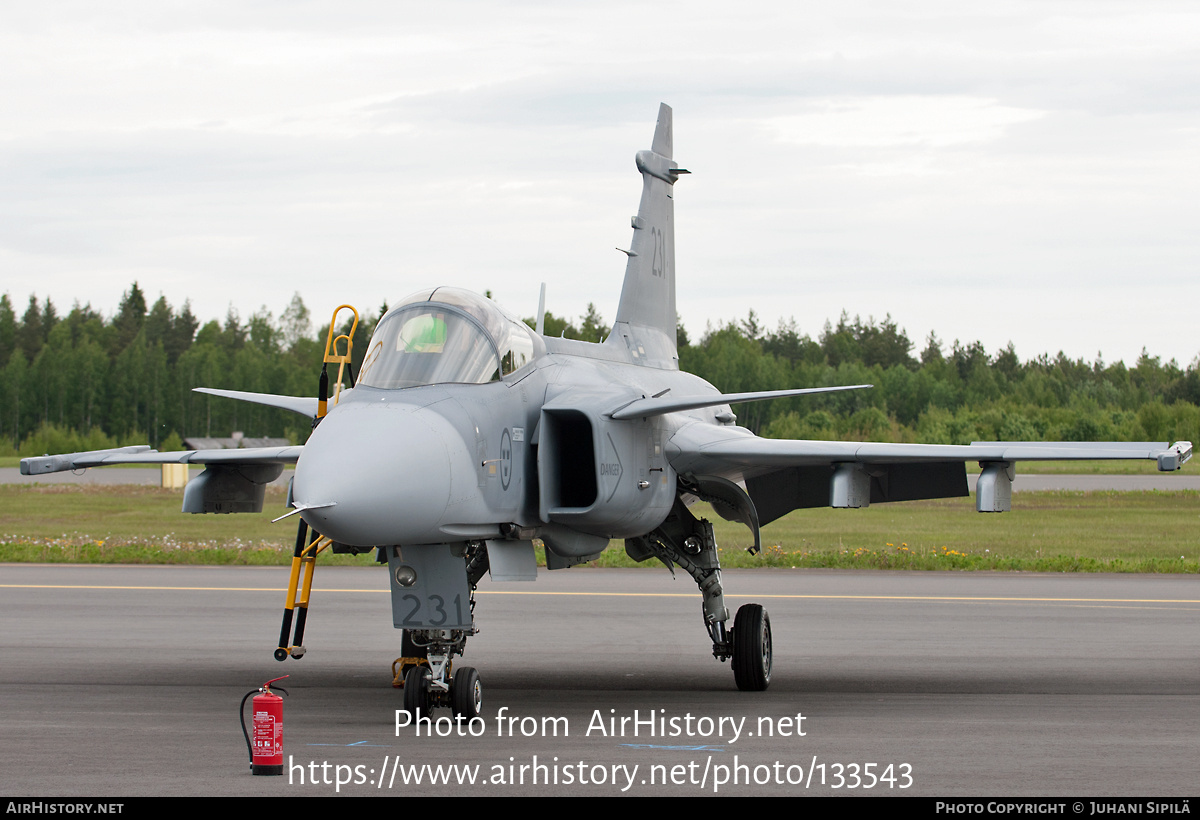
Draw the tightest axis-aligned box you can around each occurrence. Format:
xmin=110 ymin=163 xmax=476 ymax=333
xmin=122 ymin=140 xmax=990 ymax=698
xmin=536 ymin=283 xmax=546 ymax=336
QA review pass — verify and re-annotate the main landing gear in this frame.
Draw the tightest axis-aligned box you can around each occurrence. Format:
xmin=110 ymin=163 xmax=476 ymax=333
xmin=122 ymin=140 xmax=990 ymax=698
xmin=626 ymin=497 xmax=773 ymax=691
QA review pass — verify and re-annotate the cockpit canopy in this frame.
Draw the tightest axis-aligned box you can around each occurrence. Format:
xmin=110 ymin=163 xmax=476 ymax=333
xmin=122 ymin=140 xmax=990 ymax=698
xmin=357 ymin=287 xmax=545 ymax=389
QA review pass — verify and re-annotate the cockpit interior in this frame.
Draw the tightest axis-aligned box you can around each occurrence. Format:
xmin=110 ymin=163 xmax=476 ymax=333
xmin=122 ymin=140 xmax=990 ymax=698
xmin=357 ymin=288 xmax=544 ymax=389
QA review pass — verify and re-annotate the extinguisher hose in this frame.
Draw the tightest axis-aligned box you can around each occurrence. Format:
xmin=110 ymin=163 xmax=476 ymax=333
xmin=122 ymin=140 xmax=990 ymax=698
xmin=240 ymin=686 xmax=290 ymax=765
xmin=239 ymin=689 xmax=259 ymax=765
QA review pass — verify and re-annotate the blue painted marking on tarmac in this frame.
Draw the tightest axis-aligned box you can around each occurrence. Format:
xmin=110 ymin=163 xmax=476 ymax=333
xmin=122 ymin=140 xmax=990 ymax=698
xmin=619 ymin=744 xmax=727 ymax=752
xmin=307 ymin=742 xmax=392 ymax=747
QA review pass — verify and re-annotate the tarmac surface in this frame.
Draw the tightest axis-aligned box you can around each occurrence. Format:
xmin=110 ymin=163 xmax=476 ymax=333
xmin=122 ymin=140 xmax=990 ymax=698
xmin=1 ymin=564 xmax=1196 ymax=796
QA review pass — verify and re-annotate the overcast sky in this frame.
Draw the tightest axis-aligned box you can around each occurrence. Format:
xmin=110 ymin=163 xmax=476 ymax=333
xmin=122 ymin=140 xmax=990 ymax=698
xmin=2 ymin=1 xmax=1197 ymax=367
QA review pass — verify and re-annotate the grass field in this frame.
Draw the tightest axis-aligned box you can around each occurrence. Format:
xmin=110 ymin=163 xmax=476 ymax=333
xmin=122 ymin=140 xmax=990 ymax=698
xmin=1 ymin=483 xmax=1195 ymax=572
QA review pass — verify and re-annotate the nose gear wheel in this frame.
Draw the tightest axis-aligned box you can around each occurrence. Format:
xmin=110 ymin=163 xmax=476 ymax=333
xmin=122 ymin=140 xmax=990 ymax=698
xmin=451 ymin=666 xmax=483 ymax=720
xmin=402 ymin=665 xmax=432 ymax=715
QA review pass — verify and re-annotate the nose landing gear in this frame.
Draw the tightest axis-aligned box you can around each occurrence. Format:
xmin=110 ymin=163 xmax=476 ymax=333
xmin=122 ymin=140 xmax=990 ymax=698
xmin=397 ymin=631 xmax=483 ymax=720
xmin=389 ymin=542 xmax=488 ymax=719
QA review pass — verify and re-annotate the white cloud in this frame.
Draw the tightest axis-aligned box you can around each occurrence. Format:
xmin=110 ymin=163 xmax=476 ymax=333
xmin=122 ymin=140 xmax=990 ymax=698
xmin=768 ymin=96 xmax=1044 ymax=150
xmin=0 ymin=1 xmax=1197 ymax=365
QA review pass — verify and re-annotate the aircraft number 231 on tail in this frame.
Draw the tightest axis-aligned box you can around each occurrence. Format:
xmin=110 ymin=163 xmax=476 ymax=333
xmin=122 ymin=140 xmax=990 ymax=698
xmin=22 ymin=104 xmax=1192 ymax=719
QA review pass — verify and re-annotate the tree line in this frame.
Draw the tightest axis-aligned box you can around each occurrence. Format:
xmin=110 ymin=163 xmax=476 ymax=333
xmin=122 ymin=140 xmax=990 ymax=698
xmin=2 ymin=285 xmax=1197 ymax=456
xmin=679 ymin=311 xmax=1199 ymax=447
xmin=0 ymin=285 xmax=384 ymax=456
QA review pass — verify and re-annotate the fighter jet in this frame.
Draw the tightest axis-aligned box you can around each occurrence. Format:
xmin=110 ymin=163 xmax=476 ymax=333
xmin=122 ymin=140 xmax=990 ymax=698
xmin=21 ymin=104 xmax=1192 ymax=719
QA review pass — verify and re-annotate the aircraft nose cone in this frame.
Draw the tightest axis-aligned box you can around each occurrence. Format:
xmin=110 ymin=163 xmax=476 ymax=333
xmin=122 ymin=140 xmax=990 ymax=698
xmin=291 ymin=400 xmax=466 ymax=546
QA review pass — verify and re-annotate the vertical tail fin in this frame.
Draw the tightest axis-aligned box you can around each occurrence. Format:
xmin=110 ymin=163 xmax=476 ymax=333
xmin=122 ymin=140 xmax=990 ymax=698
xmin=608 ymin=103 xmax=688 ymax=370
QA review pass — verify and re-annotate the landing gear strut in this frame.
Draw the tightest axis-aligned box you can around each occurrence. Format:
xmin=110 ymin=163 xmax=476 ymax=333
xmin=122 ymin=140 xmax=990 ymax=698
xmin=627 ymin=497 xmax=773 ymax=691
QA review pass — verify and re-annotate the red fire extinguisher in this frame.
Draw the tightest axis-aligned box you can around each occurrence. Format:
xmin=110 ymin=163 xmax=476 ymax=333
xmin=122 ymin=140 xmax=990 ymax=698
xmin=240 ymin=676 xmax=289 ymax=776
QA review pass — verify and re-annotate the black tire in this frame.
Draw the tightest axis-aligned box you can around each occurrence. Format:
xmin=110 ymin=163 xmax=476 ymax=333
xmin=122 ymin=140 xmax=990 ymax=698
xmin=731 ymin=604 xmax=772 ymax=691
xmin=451 ymin=666 xmax=482 ymax=720
xmin=403 ymin=665 xmax=431 ymax=716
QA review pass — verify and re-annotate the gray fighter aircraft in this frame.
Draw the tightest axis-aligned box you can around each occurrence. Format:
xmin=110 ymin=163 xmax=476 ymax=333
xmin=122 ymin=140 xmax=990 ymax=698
xmin=21 ymin=104 xmax=1192 ymax=719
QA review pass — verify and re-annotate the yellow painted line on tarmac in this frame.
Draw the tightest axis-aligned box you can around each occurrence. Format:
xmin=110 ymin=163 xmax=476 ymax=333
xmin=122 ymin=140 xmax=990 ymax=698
xmin=0 ymin=583 xmax=682 ymax=596
xmin=1 ymin=583 xmax=302 ymax=592
xmin=2 ymin=583 xmax=1197 ymax=605
xmin=734 ymin=593 xmax=1200 ymax=604
xmin=476 ymin=590 xmax=1200 ymax=605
